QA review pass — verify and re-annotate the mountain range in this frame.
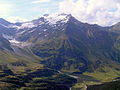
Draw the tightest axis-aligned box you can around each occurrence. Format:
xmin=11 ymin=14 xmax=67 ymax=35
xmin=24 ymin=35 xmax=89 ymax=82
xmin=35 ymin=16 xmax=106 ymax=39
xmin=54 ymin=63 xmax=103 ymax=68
xmin=0 ymin=13 xmax=120 ymax=89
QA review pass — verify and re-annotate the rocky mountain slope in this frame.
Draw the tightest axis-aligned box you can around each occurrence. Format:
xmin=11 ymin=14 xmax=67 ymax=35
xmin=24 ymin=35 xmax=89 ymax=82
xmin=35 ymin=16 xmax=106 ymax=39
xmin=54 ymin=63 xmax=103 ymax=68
xmin=0 ymin=13 xmax=120 ymax=89
xmin=0 ymin=13 xmax=120 ymax=73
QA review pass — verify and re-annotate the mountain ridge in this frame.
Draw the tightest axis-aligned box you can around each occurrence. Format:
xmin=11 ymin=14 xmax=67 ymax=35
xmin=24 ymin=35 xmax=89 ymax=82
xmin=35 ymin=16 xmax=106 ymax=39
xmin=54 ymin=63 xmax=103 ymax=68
xmin=0 ymin=13 xmax=120 ymax=89
xmin=0 ymin=13 xmax=120 ymax=75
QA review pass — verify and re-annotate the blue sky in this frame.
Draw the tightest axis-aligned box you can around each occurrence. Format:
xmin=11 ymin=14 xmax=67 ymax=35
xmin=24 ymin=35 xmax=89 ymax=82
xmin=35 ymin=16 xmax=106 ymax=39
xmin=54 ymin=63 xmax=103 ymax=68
xmin=0 ymin=0 xmax=120 ymax=26
xmin=0 ymin=0 xmax=63 ymax=21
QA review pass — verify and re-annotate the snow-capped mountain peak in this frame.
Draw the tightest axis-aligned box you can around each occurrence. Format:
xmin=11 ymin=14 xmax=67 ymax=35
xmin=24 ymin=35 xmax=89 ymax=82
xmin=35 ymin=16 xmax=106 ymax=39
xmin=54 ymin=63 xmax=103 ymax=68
xmin=42 ymin=13 xmax=71 ymax=25
xmin=9 ymin=13 xmax=71 ymax=30
xmin=9 ymin=22 xmax=37 ymax=30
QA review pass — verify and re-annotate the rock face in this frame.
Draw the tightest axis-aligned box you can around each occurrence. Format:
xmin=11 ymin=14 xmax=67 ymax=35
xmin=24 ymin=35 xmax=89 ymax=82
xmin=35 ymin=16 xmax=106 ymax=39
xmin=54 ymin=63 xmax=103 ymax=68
xmin=0 ymin=13 xmax=120 ymax=74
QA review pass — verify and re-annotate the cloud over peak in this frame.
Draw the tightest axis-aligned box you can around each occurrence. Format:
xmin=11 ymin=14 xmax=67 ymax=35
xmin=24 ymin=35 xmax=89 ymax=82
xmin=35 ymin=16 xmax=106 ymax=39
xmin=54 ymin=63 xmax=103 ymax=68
xmin=6 ymin=16 xmax=28 ymax=23
xmin=59 ymin=0 xmax=120 ymax=26
xmin=32 ymin=0 xmax=51 ymax=4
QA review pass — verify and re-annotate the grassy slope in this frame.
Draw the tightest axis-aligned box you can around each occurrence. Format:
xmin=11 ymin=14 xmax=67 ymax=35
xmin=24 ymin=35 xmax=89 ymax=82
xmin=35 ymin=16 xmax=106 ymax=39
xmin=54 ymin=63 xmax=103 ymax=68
xmin=0 ymin=50 xmax=43 ymax=74
xmin=87 ymin=79 xmax=120 ymax=90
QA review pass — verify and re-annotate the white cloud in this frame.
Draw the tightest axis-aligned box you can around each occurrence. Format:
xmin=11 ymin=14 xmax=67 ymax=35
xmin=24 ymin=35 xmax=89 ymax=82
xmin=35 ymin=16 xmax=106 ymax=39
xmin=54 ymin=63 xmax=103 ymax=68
xmin=31 ymin=7 xmax=51 ymax=14
xmin=0 ymin=3 xmax=12 ymax=16
xmin=59 ymin=0 xmax=120 ymax=26
xmin=6 ymin=16 xmax=28 ymax=23
xmin=32 ymin=0 xmax=51 ymax=4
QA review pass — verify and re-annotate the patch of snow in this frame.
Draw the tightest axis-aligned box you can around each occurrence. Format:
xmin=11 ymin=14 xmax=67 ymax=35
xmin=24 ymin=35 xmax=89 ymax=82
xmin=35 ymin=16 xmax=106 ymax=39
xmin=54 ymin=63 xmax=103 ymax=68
xmin=9 ymin=39 xmax=21 ymax=44
xmin=18 ymin=30 xmax=26 ymax=35
xmin=2 ymin=34 xmax=14 ymax=40
xmin=9 ymin=39 xmax=31 ymax=48
xmin=20 ymin=22 xmax=36 ymax=29
xmin=28 ymin=29 xmax=35 ymax=33
xmin=39 ymin=21 xmax=45 ymax=25
xmin=43 ymin=13 xmax=69 ymax=25
xmin=8 ymin=24 xmax=20 ymax=30
xmin=10 ymin=22 xmax=37 ymax=30
xmin=43 ymin=29 xmax=47 ymax=31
